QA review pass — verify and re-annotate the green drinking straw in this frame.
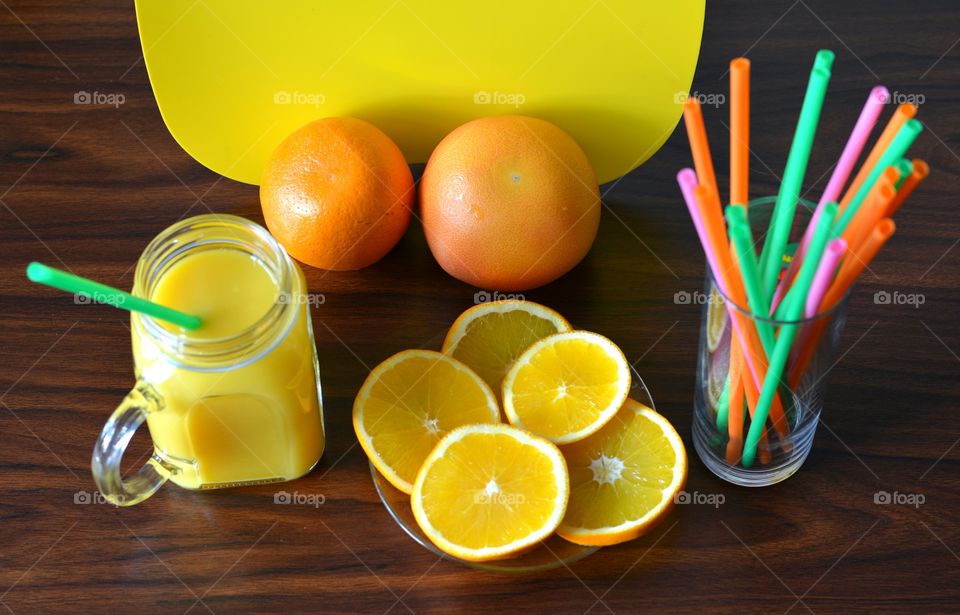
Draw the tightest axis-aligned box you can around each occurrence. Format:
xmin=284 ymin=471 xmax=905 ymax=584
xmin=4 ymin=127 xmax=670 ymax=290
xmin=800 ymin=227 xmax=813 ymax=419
xmin=894 ymin=158 xmax=914 ymax=190
xmin=742 ymin=202 xmax=838 ymax=467
xmin=716 ymin=383 xmax=730 ymax=431
xmin=833 ymin=119 xmax=923 ymax=235
xmin=760 ymin=50 xmax=834 ymax=292
xmin=26 ymin=262 xmax=202 ymax=330
xmin=715 ymin=205 xmax=776 ymax=432
xmin=726 ymin=204 xmax=775 ymax=352
xmin=715 ymin=205 xmax=774 ymax=433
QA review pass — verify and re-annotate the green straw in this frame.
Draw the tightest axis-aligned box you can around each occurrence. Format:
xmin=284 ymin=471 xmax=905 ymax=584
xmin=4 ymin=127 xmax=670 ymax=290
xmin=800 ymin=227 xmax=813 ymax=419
xmin=716 ymin=205 xmax=775 ymax=431
xmin=716 ymin=382 xmax=730 ymax=430
xmin=894 ymin=158 xmax=914 ymax=190
xmin=742 ymin=202 xmax=838 ymax=467
xmin=759 ymin=50 xmax=834 ymax=292
xmin=833 ymin=119 xmax=923 ymax=235
xmin=772 ymin=206 xmax=838 ymax=321
xmin=26 ymin=262 xmax=202 ymax=330
xmin=726 ymin=204 xmax=775 ymax=352
xmin=716 ymin=204 xmax=773 ymax=433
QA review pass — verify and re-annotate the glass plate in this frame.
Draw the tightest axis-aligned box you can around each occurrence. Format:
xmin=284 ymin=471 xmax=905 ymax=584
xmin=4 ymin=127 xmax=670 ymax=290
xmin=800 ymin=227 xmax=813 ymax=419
xmin=369 ymin=365 xmax=657 ymax=573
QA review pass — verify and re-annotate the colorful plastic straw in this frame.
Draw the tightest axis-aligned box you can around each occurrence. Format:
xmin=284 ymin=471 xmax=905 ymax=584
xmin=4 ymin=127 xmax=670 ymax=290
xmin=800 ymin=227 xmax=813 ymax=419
xmin=805 ymin=239 xmax=846 ymax=318
xmin=726 ymin=204 xmax=775 ymax=351
xmin=771 ymin=85 xmax=889 ymax=309
xmin=743 ymin=202 xmax=837 ymax=467
xmin=26 ymin=262 xmax=202 ymax=330
xmin=716 ymin=383 xmax=730 ymax=430
xmin=726 ymin=328 xmax=745 ymax=464
xmin=774 ymin=171 xmax=898 ymax=319
xmin=841 ymin=169 xmax=897 ymax=254
xmin=728 ymin=217 xmax=782 ymax=447
xmin=788 ymin=219 xmax=896 ymax=388
xmin=739 ymin=354 xmax=773 ymax=465
xmin=821 ymin=86 xmax=890 ymax=207
xmin=677 ymin=169 xmax=720 ymax=276
xmin=695 ymin=185 xmax=790 ymax=439
xmin=679 ymin=168 xmax=736 ymax=429
xmin=787 ymin=238 xmax=847 ymax=368
xmin=678 ymin=49 xmax=928 ymax=468
xmin=683 ymin=98 xmax=720 ymax=200
xmin=683 ymin=103 xmax=756 ymax=407
xmin=773 ymin=205 xmax=838 ymax=321
xmin=834 ymin=119 xmax=923 ymax=234
xmin=839 ymin=103 xmax=917 ymax=211
xmin=886 ymin=160 xmax=928 ymax=216
xmin=893 ymin=159 xmax=914 ymax=189
xmin=760 ymin=50 xmax=834 ymax=291
xmin=730 ymin=57 xmax=750 ymax=207
xmin=680 ymin=179 xmax=753 ymax=364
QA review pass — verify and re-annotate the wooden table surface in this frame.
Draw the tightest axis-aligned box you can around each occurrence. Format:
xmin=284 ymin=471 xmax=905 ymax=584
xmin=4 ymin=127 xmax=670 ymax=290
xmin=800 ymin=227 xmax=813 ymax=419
xmin=2 ymin=1 xmax=959 ymax=612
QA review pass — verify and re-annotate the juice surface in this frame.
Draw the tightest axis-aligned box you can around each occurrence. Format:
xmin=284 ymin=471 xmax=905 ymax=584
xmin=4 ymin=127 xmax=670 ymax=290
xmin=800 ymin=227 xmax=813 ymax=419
xmin=153 ymin=248 xmax=276 ymax=339
xmin=135 ymin=248 xmax=324 ymax=489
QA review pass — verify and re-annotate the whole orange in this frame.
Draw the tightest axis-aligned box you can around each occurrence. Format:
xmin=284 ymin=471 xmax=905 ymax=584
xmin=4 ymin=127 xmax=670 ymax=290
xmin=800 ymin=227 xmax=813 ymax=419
xmin=420 ymin=116 xmax=600 ymax=291
xmin=260 ymin=117 xmax=414 ymax=271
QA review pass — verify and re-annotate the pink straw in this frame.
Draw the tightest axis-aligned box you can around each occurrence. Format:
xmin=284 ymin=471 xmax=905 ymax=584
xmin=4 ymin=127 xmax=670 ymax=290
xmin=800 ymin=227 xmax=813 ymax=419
xmin=789 ymin=238 xmax=847 ymax=368
xmin=677 ymin=169 xmax=721 ymax=277
xmin=804 ymin=238 xmax=847 ymax=317
xmin=677 ymin=169 xmax=768 ymax=398
xmin=771 ymin=86 xmax=889 ymax=311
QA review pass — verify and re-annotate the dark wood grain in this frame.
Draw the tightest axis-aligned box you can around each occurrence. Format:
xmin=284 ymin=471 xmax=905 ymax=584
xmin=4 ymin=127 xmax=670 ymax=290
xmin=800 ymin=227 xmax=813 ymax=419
xmin=1 ymin=1 xmax=959 ymax=613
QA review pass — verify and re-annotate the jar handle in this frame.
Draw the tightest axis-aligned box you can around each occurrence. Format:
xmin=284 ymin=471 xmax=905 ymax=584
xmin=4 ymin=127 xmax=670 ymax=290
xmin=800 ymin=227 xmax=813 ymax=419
xmin=91 ymin=380 xmax=175 ymax=506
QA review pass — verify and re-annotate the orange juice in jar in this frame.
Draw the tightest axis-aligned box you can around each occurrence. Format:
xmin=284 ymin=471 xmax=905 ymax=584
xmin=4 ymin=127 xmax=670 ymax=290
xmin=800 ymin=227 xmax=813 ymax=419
xmin=92 ymin=215 xmax=324 ymax=505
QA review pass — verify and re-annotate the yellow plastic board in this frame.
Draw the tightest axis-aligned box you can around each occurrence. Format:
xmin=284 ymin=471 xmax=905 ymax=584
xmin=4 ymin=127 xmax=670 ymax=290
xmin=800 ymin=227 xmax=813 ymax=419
xmin=135 ymin=0 xmax=704 ymax=185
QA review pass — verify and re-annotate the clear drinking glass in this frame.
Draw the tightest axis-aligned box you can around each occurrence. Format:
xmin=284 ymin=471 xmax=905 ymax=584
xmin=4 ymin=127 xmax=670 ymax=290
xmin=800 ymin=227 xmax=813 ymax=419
xmin=691 ymin=198 xmax=850 ymax=487
xmin=92 ymin=215 xmax=324 ymax=506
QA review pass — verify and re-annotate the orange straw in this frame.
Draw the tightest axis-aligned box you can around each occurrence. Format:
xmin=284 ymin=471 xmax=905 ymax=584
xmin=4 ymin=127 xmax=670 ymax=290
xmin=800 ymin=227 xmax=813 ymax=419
xmin=726 ymin=59 xmax=778 ymax=455
xmin=841 ymin=167 xmax=898 ymax=253
xmin=886 ymin=159 xmax=929 ymax=217
xmin=839 ymin=103 xmax=917 ymax=213
xmin=684 ymin=97 xmax=720 ymax=200
xmin=726 ymin=329 xmax=745 ymax=464
xmin=788 ymin=219 xmax=897 ymax=387
xmin=730 ymin=58 xmax=750 ymax=207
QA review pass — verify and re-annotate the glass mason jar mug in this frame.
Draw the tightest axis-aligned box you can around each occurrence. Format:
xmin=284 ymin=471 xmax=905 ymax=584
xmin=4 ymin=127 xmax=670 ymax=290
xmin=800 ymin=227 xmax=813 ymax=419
xmin=92 ymin=215 xmax=324 ymax=506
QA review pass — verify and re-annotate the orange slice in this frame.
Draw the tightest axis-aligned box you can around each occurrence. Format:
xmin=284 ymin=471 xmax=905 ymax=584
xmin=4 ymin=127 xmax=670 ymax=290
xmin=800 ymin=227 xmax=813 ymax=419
xmin=411 ymin=423 xmax=569 ymax=561
xmin=353 ymin=350 xmax=499 ymax=494
xmin=441 ymin=300 xmax=571 ymax=398
xmin=558 ymin=399 xmax=687 ymax=546
xmin=706 ymin=286 xmax=728 ymax=352
xmin=502 ymin=331 xmax=631 ymax=444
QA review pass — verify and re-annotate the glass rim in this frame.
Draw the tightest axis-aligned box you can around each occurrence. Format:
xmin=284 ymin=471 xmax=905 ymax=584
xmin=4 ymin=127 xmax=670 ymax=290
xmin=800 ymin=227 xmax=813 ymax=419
xmin=745 ymin=194 xmax=816 ymax=212
xmin=707 ymin=197 xmax=851 ymax=326
xmin=133 ymin=213 xmax=298 ymax=367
